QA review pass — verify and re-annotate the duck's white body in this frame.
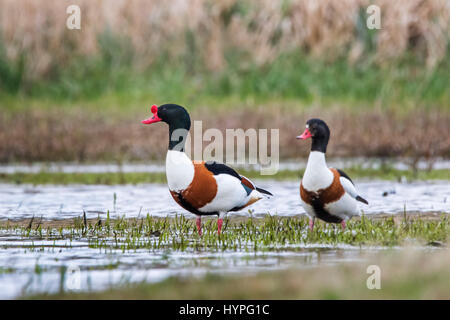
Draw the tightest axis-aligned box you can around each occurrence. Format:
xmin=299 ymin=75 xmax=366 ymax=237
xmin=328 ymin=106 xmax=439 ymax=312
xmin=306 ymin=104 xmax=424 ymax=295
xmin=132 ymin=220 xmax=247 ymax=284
xmin=324 ymin=193 xmax=358 ymax=220
xmin=166 ymin=150 xmax=265 ymax=215
xmin=199 ymin=173 xmax=258 ymax=213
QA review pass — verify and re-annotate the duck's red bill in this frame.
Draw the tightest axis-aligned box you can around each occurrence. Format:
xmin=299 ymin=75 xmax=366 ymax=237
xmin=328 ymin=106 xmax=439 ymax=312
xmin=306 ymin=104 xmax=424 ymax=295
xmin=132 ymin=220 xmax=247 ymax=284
xmin=296 ymin=128 xmax=312 ymax=140
xmin=141 ymin=115 xmax=162 ymax=124
xmin=141 ymin=105 xmax=162 ymax=124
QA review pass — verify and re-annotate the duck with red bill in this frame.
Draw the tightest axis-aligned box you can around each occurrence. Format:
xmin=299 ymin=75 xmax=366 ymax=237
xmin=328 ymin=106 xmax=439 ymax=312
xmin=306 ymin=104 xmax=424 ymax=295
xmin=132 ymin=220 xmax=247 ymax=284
xmin=297 ymin=118 xmax=368 ymax=231
xmin=140 ymin=103 xmax=273 ymax=236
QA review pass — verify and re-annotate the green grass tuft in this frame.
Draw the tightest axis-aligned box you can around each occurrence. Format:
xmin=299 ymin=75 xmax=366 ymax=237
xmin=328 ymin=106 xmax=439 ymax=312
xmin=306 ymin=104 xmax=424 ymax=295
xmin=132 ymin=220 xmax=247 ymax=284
xmin=2 ymin=214 xmax=448 ymax=252
xmin=1 ymin=50 xmax=449 ymax=108
xmin=1 ymin=167 xmax=449 ymax=185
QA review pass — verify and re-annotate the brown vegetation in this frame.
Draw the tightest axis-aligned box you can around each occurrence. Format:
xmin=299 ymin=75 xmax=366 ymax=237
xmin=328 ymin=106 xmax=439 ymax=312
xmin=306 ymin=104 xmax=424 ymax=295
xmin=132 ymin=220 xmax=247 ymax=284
xmin=1 ymin=106 xmax=449 ymax=162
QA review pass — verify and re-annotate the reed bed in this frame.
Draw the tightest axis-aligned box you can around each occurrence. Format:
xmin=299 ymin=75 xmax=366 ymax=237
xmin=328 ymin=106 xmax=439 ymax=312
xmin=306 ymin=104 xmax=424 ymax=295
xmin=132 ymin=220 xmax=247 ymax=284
xmin=0 ymin=0 xmax=448 ymax=86
xmin=0 ymin=1 xmax=448 ymax=163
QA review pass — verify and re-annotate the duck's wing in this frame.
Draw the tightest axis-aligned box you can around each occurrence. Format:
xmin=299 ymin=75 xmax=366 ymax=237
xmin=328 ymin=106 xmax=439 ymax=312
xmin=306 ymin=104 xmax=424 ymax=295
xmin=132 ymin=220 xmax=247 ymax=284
xmin=337 ymin=169 xmax=368 ymax=205
xmin=204 ymin=161 xmax=241 ymax=179
xmin=204 ymin=161 xmax=272 ymax=196
xmin=240 ymin=175 xmax=273 ymax=196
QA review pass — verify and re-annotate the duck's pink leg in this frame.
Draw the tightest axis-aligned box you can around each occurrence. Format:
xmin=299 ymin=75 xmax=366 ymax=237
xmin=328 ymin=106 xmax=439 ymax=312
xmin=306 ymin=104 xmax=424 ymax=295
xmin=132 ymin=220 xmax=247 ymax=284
xmin=196 ymin=216 xmax=202 ymax=236
xmin=217 ymin=212 xmax=226 ymax=235
xmin=341 ymin=220 xmax=346 ymax=230
xmin=309 ymin=218 xmax=315 ymax=231
xmin=217 ymin=218 xmax=223 ymax=235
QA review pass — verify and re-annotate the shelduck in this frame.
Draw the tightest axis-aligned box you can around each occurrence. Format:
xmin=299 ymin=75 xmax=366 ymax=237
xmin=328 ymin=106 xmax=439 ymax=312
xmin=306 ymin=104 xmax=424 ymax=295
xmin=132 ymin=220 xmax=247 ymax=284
xmin=142 ymin=103 xmax=272 ymax=235
xmin=297 ymin=119 xmax=368 ymax=230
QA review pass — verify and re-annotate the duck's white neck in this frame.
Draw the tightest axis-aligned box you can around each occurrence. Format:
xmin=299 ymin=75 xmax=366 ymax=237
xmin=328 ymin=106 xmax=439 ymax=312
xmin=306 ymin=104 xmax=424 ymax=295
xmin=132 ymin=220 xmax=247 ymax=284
xmin=302 ymin=151 xmax=333 ymax=190
xmin=165 ymin=150 xmax=194 ymax=191
xmin=306 ymin=151 xmax=327 ymax=170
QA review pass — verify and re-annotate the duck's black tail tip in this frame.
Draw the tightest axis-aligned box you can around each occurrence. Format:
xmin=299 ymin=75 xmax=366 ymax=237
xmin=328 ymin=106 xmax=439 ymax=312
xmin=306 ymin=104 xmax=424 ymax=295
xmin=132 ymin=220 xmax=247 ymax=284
xmin=356 ymin=196 xmax=369 ymax=205
xmin=256 ymin=187 xmax=273 ymax=197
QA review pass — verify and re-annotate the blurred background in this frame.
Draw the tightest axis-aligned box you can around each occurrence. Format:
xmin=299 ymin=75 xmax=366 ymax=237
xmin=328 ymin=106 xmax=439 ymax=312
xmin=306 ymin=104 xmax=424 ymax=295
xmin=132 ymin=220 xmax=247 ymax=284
xmin=0 ymin=0 xmax=449 ymax=166
xmin=0 ymin=0 xmax=449 ymax=300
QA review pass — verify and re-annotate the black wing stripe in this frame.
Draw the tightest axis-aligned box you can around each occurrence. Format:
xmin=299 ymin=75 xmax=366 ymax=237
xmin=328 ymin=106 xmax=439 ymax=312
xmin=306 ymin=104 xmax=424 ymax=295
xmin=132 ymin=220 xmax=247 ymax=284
xmin=204 ymin=161 xmax=241 ymax=180
xmin=337 ymin=168 xmax=354 ymax=185
xmin=204 ymin=161 xmax=273 ymax=197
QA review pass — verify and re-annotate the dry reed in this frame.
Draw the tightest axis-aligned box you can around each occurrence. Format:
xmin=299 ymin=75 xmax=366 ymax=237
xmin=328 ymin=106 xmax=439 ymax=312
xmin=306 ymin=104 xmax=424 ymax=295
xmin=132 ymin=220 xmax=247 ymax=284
xmin=1 ymin=106 xmax=448 ymax=162
xmin=0 ymin=0 xmax=448 ymax=82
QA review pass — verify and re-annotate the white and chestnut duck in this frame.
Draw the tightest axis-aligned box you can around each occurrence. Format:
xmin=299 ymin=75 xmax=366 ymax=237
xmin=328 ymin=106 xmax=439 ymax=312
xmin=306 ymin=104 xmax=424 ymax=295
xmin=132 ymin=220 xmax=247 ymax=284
xmin=142 ymin=103 xmax=272 ymax=235
xmin=297 ymin=119 xmax=368 ymax=230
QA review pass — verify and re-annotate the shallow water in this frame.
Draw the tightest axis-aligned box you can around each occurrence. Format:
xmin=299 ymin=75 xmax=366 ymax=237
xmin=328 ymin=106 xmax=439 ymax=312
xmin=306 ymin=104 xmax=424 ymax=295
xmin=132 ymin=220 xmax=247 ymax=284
xmin=0 ymin=180 xmax=448 ymax=221
xmin=0 ymin=178 xmax=448 ymax=299
xmin=0 ymin=231 xmax=378 ymax=299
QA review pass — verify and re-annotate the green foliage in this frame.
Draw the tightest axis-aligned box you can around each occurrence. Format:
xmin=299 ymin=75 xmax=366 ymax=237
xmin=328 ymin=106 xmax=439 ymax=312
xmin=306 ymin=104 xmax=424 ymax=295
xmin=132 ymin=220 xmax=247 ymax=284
xmin=0 ymin=40 xmax=25 ymax=94
xmin=0 ymin=171 xmax=166 ymax=185
xmin=1 ymin=167 xmax=449 ymax=185
xmin=2 ymin=214 xmax=448 ymax=252
xmin=0 ymin=32 xmax=449 ymax=107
